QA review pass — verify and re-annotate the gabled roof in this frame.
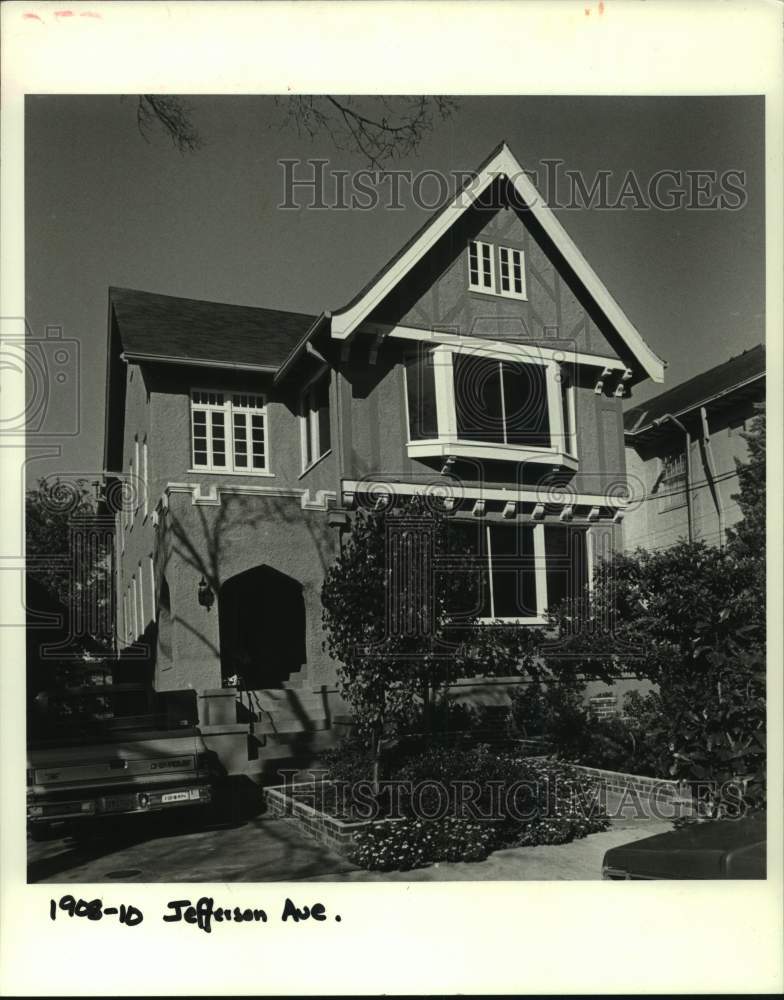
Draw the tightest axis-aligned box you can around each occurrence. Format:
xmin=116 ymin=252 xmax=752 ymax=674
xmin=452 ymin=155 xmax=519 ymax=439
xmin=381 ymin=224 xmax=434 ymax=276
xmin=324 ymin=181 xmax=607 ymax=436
xmin=624 ymin=344 xmax=765 ymax=435
xmin=110 ymin=287 xmax=316 ymax=371
xmin=329 ymin=141 xmax=666 ymax=384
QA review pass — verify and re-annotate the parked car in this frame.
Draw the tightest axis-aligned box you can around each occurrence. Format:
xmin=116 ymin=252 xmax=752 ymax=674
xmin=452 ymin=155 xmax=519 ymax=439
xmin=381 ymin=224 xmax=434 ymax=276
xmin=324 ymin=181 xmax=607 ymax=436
xmin=27 ymin=684 xmax=222 ymax=840
xmin=602 ymin=814 xmax=766 ymax=879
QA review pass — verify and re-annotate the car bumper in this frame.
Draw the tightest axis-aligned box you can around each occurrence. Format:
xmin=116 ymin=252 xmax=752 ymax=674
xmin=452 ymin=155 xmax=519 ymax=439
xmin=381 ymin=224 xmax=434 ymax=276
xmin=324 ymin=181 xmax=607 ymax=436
xmin=27 ymin=784 xmax=212 ymax=823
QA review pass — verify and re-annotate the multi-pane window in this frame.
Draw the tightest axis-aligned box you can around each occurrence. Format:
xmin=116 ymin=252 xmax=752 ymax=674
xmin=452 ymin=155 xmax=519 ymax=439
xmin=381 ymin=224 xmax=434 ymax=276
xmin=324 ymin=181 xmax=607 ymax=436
xmin=190 ymin=390 xmax=268 ymax=473
xmin=300 ymin=375 xmax=332 ymax=470
xmin=499 ymin=246 xmax=526 ymax=298
xmin=468 ymin=241 xmax=526 ymax=299
xmin=659 ymin=451 xmax=687 ymax=512
xmin=453 ymin=354 xmax=550 ymax=447
xmin=468 ymin=240 xmax=494 ymax=291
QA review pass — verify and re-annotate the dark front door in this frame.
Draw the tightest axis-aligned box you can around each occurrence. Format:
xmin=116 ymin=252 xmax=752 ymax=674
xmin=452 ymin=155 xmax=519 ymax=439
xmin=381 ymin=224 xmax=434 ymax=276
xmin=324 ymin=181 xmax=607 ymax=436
xmin=219 ymin=565 xmax=306 ymax=688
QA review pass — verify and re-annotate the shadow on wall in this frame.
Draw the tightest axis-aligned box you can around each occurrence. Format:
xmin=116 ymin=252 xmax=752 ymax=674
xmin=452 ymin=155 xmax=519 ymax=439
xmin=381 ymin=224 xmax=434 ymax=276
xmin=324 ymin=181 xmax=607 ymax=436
xmin=158 ymin=493 xmax=335 ymax=688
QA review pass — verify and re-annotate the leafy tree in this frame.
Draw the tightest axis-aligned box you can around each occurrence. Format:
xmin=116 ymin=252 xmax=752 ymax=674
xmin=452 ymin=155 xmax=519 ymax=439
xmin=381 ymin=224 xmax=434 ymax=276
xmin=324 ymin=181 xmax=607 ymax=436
xmin=546 ymin=539 xmax=765 ymax=814
xmin=320 ymin=497 xmax=542 ymax=786
xmin=26 ymin=478 xmax=113 ymax=688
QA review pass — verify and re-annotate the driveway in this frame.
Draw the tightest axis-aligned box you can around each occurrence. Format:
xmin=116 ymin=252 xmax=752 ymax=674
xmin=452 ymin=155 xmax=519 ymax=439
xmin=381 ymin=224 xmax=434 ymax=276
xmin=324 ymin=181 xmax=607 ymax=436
xmin=28 ymin=809 xmax=669 ymax=884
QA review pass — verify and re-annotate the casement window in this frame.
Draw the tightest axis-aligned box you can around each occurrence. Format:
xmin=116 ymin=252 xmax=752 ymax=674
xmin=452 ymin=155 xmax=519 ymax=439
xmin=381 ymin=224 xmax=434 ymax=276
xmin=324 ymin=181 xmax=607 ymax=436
xmin=137 ymin=562 xmax=145 ymax=632
xmin=446 ymin=521 xmax=588 ymax=623
xmin=190 ymin=390 xmax=269 ymax=474
xmin=659 ymin=451 xmax=687 ymax=512
xmin=131 ymin=577 xmax=138 ymax=639
xmin=134 ymin=437 xmax=140 ymax=515
xmin=300 ymin=374 xmax=332 ymax=471
xmin=148 ymin=556 xmax=156 ymax=622
xmin=405 ymin=352 xmax=439 ymax=441
xmin=498 ymin=245 xmax=526 ymax=299
xmin=142 ymin=438 xmax=149 ymax=519
xmin=468 ymin=240 xmax=495 ymax=292
xmin=560 ymin=368 xmax=576 ymax=456
xmin=468 ymin=240 xmax=527 ymax=300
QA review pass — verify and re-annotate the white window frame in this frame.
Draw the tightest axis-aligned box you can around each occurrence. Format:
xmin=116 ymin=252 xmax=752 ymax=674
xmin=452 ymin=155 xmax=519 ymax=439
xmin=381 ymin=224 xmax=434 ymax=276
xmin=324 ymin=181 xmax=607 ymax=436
xmin=189 ymin=389 xmax=273 ymax=476
xmin=299 ymin=370 xmax=332 ymax=474
xmin=559 ymin=364 xmax=577 ymax=458
xmin=122 ymin=592 xmax=129 ymax=642
xmin=498 ymin=245 xmax=527 ymax=300
xmin=473 ymin=521 xmax=588 ymax=625
xmin=468 ymin=240 xmax=496 ymax=293
xmin=405 ymin=343 xmax=576 ymax=469
xmin=134 ymin=437 xmax=140 ymax=515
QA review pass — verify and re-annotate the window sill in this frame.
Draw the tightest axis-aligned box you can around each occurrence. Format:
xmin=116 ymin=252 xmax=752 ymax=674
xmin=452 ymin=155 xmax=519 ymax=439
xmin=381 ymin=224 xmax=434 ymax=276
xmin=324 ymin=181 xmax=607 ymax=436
xmin=187 ymin=468 xmax=275 ymax=478
xmin=468 ymin=288 xmax=528 ymax=302
xmin=407 ymin=438 xmax=578 ymax=470
xmin=298 ymin=449 xmax=333 ymax=479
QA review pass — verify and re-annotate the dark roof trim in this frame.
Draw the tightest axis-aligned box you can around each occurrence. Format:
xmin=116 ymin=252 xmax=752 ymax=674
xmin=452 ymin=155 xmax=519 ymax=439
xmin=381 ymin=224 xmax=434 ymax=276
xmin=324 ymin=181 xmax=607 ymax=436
xmin=625 ymin=370 xmax=765 ymax=436
xmin=120 ymin=351 xmax=277 ymax=373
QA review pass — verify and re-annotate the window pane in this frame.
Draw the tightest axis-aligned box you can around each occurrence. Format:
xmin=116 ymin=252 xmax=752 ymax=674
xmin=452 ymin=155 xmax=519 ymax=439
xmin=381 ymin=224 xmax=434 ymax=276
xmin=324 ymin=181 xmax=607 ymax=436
xmin=512 ymin=250 xmax=524 ymax=294
xmin=192 ymin=409 xmax=208 ymax=466
xmin=499 ymin=247 xmax=510 ymax=292
xmin=502 ymin=361 xmax=551 ymax=447
xmin=444 ymin=520 xmax=491 ymax=618
xmin=454 ymin=354 xmax=505 ymax=444
xmin=489 ymin=524 xmax=537 ymax=618
xmin=233 ymin=412 xmax=248 ymax=468
xmin=468 ymin=242 xmax=479 ymax=287
xmin=211 ymin=411 xmax=226 ymax=466
xmin=251 ymin=413 xmax=265 ymax=468
xmin=544 ymin=525 xmax=587 ymax=611
xmin=481 ymin=242 xmax=492 ymax=287
xmin=315 ymin=377 xmax=331 ymax=456
xmin=406 ymin=352 xmax=438 ymax=440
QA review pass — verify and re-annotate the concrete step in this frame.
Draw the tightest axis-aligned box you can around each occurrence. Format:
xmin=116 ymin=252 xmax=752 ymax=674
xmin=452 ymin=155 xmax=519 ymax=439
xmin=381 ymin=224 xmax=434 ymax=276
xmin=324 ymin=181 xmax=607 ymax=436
xmin=261 ymin=728 xmax=338 ymax=750
xmin=245 ymin=689 xmax=327 ymax=713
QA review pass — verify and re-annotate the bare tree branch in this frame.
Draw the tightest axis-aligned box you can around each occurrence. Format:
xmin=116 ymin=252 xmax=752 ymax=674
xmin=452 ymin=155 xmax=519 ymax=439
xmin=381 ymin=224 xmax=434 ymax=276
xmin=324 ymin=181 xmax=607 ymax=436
xmin=134 ymin=95 xmax=459 ymax=166
xmin=136 ymin=96 xmax=203 ymax=153
xmin=274 ymin=95 xmax=459 ymax=168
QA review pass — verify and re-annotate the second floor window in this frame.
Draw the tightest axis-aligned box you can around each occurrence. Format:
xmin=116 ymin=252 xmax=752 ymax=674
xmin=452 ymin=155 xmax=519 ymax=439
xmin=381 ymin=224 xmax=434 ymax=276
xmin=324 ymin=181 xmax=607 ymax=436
xmin=658 ymin=451 xmax=687 ymax=512
xmin=453 ymin=354 xmax=550 ymax=448
xmin=191 ymin=390 xmax=268 ymax=473
xmin=300 ymin=374 xmax=332 ymax=471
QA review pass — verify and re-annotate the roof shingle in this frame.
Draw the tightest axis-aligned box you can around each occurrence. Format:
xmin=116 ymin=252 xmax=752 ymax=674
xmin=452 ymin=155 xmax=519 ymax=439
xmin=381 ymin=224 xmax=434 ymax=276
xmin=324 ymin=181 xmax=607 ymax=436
xmin=110 ymin=286 xmax=316 ymax=370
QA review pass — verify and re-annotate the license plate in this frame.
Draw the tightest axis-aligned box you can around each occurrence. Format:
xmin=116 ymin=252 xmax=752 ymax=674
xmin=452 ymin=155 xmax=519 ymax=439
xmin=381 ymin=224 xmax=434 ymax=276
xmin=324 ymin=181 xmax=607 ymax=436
xmin=102 ymin=796 xmax=135 ymax=813
xmin=161 ymin=791 xmax=190 ymax=803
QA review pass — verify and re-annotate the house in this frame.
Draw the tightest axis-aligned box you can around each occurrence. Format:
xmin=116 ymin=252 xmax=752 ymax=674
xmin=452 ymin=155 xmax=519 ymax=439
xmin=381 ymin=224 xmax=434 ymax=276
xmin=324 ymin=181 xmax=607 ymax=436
xmin=623 ymin=344 xmax=765 ymax=553
xmin=103 ymin=141 xmax=666 ymax=779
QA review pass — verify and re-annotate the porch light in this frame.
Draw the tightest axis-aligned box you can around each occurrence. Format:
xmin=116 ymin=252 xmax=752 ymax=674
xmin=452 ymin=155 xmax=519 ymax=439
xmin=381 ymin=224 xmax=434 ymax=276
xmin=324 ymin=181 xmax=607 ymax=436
xmin=197 ymin=576 xmax=214 ymax=610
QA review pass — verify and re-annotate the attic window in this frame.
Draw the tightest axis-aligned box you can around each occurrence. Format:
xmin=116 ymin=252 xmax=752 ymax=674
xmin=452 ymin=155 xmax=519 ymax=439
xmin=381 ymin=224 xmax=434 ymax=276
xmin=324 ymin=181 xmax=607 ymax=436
xmin=468 ymin=241 xmax=527 ymax=300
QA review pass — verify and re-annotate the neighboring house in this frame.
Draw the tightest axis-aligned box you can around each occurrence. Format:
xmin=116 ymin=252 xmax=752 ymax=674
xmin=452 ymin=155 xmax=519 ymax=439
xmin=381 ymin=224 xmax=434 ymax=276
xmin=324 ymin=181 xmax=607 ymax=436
xmin=623 ymin=345 xmax=765 ymax=553
xmin=102 ymin=142 xmax=666 ymax=778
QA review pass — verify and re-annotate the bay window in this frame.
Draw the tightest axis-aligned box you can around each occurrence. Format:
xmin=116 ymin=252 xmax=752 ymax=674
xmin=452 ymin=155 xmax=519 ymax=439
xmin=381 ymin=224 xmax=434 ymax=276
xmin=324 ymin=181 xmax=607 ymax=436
xmin=190 ymin=390 xmax=269 ymax=474
xmin=405 ymin=344 xmax=577 ymax=468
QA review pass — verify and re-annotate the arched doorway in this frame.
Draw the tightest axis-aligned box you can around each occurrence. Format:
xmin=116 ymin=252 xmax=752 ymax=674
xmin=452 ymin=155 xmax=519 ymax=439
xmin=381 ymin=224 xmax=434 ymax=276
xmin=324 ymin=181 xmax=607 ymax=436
xmin=218 ymin=565 xmax=306 ymax=688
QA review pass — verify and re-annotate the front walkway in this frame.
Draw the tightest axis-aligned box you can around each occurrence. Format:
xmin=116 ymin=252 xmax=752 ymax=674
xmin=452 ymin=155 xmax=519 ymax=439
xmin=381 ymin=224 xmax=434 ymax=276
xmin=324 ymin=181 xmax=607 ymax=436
xmin=29 ymin=810 xmax=669 ymax=884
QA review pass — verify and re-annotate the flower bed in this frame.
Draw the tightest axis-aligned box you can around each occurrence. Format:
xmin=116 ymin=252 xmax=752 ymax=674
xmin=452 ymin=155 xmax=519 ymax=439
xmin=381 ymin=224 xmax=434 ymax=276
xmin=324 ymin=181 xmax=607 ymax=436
xmin=263 ymin=745 xmax=613 ymax=871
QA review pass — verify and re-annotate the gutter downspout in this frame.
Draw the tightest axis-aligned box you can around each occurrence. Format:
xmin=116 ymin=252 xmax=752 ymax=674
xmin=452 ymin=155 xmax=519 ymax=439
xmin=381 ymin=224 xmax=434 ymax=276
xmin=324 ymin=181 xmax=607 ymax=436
xmin=653 ymin=413 xmax=693 ymax=543
xmin=699 ymin=405 xmax=725 ymax=548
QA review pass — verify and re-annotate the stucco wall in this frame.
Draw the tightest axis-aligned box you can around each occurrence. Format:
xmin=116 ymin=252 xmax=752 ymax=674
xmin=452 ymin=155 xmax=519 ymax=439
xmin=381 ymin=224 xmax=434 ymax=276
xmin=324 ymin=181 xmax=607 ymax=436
xmin=155 ymin=491 xmax=339 ymax=692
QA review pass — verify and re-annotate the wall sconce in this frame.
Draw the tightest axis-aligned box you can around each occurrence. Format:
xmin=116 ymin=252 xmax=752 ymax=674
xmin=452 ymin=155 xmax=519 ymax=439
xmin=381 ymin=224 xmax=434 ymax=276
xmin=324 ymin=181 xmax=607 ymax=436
xmin=197 ymin=576 xmax=214 ymax=610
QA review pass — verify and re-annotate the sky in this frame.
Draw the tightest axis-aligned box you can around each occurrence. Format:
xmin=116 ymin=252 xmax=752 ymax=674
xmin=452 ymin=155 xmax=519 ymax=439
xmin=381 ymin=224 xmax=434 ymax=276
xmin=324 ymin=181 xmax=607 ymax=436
xmin=25 ymin=94 xmax=765 ymax=481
